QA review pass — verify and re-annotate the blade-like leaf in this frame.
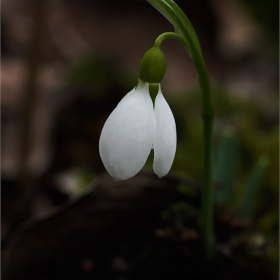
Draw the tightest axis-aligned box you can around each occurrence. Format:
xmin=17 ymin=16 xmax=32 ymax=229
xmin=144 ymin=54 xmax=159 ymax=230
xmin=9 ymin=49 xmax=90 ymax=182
xmin=238 ymin=155 xmax=269 ymax=218
xmin=214 ymin=127 xmax=238 ymax=204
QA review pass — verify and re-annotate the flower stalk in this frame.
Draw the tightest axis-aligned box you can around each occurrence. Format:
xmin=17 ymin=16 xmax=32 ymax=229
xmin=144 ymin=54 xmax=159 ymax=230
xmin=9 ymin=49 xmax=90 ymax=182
xmin=147 ymin=0 xmax=214 ymax=257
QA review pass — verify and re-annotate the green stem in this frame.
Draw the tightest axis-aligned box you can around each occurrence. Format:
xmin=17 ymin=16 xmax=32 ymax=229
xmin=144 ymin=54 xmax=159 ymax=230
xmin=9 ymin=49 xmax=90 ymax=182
xmin=154 ymin=32 xmax=185 ymax=48
xmin=147 ymin=0 xmax=214 ymax=258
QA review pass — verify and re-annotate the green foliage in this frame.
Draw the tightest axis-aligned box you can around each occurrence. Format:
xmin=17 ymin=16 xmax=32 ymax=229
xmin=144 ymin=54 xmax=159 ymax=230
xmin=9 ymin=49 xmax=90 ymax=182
xmin=168 ymin=87 xmax=278 ymax=235
xmin=214 ymin=127 xmax=238 ymax=204
xmin=66 ymin=54 xmax=132 ymax=100
xmin=238 ymin=156 xmax=269 ymax=218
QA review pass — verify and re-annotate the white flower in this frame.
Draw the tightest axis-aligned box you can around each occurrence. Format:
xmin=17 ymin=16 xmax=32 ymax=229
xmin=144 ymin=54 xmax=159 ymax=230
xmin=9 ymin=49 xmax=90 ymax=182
xmin=99 ymin=80 xmax=176 ymax=180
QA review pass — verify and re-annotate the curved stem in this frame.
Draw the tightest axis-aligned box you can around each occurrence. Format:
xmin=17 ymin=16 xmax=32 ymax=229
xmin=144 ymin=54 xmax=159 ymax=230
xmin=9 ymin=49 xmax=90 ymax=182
xmin=147 ymin=0 xmax=214 ymax=258
xmin=154 ymin=32 xmax=185 ymax=48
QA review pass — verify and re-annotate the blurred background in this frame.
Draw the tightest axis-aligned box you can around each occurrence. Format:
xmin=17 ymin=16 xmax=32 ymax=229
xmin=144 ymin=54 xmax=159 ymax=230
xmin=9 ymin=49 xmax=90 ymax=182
xmin=1 ymin=0 xmax=279 ymax=279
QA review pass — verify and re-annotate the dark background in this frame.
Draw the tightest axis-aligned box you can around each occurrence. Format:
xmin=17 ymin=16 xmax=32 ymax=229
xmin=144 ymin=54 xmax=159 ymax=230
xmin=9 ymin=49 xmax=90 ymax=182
xmin=1 ymin=0 xmax=279 ymax=279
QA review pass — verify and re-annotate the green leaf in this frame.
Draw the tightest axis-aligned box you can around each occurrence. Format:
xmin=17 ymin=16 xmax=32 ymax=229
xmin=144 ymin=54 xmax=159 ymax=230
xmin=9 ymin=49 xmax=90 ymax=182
xmin=238 ymin=155 xmax=269 ymax=218
xmin=214 ymin=127 xmax=238 ymax=204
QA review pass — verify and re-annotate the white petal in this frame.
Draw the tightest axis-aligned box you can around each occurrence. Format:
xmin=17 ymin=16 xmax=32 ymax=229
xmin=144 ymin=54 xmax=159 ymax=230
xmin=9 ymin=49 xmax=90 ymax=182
xmin=153 ymin=89 xmax=177 ymax=178
xmin=99 ymin=81 xmax=154 ymax=180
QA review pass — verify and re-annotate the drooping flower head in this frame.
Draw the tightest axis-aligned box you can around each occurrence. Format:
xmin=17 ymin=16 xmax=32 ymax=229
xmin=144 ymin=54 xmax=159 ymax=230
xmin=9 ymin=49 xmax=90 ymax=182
xmin=99 ymin=47 xmax=176 ymax=180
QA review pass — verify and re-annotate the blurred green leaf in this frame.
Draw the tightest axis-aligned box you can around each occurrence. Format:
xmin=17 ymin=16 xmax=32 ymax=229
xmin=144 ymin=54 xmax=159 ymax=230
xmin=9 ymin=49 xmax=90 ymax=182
xmin=66 ymin=54 xmax=130 ymax=100
xmin=238 ymin=155 xmax=269 ymax=218
xmin=214 ymin=126 xmax=238 ymax=204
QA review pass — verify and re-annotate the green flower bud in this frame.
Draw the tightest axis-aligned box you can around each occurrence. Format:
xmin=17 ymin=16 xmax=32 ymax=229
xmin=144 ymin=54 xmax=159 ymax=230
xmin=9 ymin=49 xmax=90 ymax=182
xmin=139 ymin=47 xmax=166 ymax=83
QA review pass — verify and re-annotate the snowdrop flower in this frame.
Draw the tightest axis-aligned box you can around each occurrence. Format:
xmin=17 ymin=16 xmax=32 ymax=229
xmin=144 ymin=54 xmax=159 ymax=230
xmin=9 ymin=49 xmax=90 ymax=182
xmin=99 ymin=47 xmax=176 ymax=180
